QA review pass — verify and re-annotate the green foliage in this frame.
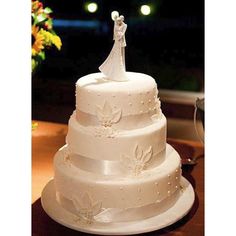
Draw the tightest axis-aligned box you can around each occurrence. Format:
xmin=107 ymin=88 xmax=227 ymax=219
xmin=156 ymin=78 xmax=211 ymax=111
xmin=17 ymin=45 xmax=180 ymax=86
xmin=44 ymin=7 xmax=52 ymax=14
xmin=32 ymin=1 xmax=61 ymax=72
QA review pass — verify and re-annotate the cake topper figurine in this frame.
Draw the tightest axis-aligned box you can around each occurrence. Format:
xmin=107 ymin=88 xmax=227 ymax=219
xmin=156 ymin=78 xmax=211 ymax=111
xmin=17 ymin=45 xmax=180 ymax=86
xmin=99 ymin=11 xmax=128 ymax=82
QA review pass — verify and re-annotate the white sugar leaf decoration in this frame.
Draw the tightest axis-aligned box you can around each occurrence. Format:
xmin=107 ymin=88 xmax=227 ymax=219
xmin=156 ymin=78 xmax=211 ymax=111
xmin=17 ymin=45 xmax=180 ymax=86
xmin=103 ymin=101 xmax=112 ymax=117
xmin=142 ymin=146 xmax=153 ymax=163
xmin=121 ymin=145 xmax=153 ymax=176
xmin=72 ymin=193 xmax=103 ymax=224
xmin=72 ymin=196 xmax=84 ymax=213
xmin=92 ymin=201 xmax=102 ymax=216
xmin=96 ymin=105 xmax=104 ymax=123
xmin=82 ymin=192 xmax=93 ymax=209
xmin=96 ymin=100 xmax=122 ymax=127
xmin=95 ymin=126 xmax=117 ymax=138
xmin=111 ymin=108 xmax=122 ymax=123
xmin=134 ymin=145 xmax=143 ymax=160
xmin=121 ymin=154 xmax=134 ymax=170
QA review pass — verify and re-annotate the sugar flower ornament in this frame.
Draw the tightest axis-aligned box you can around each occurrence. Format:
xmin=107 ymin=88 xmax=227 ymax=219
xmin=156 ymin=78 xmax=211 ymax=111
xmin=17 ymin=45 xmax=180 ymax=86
xmin=95 ymin=100 xmax=122 ymax=138
xmin=99 ymin=11 xmax=128 ymax=82
xmin=72 ymin=192 xmax=102 ymax=224
xmin=121 ymin=145 xmax=153 ymax=176
xmin=96 ymin=101 xmax=122 ymax=127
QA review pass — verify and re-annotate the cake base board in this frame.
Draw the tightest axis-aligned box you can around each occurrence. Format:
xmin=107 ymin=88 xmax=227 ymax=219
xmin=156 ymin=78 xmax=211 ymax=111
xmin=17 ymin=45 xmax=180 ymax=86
xmin=41 ymin=177 xmax=194 ymax=235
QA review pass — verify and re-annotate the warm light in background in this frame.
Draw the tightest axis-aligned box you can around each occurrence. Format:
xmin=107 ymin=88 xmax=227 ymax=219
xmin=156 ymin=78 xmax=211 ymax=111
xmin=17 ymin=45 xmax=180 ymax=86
xmin=86 ymin=2 xmax=98 ymax=13
xmin=140 ymin=5 xmax=151 ymax=15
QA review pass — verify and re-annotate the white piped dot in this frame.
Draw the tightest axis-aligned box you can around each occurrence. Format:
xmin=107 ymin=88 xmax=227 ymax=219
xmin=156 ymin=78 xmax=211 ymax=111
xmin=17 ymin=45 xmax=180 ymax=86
xmin=129 ymin=103 xmax=132 ymax=106
xmin=175 ymin=186 xmax=178 ymax=189
xmin=167 ymin=190 xmax=171 ymax=195
xmin=157 ymin=191 xmax=160 ymax=195
xmin=168 ymin=182 xmax=171 ymax=185
xmin=175 ymin=176 xmax=178 ymax=180
xmin=175 ymin=169 xmax=178 ymax=173
xmin=168 ymin=174 xmax=171 ymax=177
xmin=119 ymin=187 xmax=123 ymax=190
xmin=141 ymin=101 xmax=144 ymax=104
xmin=140 ymin=110 xmax=143 ymax=113
xmin=148 ymin=99 xmax=151 ymax=103
xmin=155 ymin=182 xmax=158 ymax=186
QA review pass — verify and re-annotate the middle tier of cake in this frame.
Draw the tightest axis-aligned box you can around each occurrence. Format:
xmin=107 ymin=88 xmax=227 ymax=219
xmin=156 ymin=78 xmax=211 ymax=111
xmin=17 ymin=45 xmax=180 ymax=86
xmin=66 ymin=111 xmax=166 ymax=173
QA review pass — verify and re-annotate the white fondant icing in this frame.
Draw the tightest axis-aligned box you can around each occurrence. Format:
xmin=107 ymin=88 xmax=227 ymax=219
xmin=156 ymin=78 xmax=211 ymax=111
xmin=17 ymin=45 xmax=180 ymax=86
xmin=54 ymin=144 xmax=181 ymax=210
xmin=75 ymin=72 xmax=159 ymax=118
xmin=66 ymin=112 xmax=166 ymax=163
xmin=52 ymin=71 xmax=186 ymax=225
xmin=75 ymin=72 xmax=163 ymax=130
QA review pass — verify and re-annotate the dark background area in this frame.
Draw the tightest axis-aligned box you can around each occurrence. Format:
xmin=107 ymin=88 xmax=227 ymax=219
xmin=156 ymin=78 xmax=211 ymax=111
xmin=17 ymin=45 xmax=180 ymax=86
xmin=32 ymin=0 xmax=204 ymax=123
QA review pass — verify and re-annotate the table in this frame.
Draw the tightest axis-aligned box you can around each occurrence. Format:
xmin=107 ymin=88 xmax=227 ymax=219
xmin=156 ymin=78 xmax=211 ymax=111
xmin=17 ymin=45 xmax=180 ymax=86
xmin=32 ymin=121 xmax=204 ymax=236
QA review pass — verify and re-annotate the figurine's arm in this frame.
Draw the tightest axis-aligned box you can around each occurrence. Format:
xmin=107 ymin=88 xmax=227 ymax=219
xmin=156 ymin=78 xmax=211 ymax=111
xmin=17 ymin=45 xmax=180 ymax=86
xmin=117 ymin=24 xmax=127 ymax=40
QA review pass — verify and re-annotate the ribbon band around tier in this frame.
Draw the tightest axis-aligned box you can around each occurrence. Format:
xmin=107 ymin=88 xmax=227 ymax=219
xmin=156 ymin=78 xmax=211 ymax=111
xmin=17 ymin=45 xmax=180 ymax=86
xmin=56 ymin=190 xmax=180 ymax=224
xmin=66 ymin=148 xmax=166 ymax=175
xmin=76 ymin=109 xmax=162 ymax=130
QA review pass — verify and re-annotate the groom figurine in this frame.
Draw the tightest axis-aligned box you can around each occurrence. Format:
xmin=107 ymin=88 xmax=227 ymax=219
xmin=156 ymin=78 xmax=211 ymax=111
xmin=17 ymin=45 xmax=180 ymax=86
xmin=114 ymin=15 xmax=127 ymax=69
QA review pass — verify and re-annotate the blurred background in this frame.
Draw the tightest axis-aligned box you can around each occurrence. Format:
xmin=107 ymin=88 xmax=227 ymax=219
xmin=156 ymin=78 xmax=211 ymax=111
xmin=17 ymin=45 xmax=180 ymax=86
xmin=32 ymin=0 xmax=204 ymax=140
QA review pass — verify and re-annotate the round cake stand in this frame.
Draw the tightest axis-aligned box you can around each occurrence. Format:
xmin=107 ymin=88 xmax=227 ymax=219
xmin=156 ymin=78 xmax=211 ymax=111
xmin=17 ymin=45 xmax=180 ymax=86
xmin=41 ymin=177 xmax=194 ymax=235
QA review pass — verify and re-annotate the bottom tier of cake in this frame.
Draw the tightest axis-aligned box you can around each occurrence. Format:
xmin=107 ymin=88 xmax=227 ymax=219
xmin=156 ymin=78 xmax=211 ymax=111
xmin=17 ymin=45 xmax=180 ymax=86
xmin=53 ymin=144 xmax=182 ymax=224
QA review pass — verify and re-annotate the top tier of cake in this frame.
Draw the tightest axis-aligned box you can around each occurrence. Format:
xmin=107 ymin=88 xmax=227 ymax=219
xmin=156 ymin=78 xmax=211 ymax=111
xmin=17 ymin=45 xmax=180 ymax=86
xmin=76 ymin=72 xmax=162 ymax=129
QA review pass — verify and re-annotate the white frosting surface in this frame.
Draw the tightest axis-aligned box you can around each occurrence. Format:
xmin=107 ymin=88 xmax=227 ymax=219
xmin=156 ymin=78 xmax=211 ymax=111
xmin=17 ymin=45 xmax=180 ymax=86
xmin=76 ymin=72 xmax=159 ymax=117
xmin=66 ymin=111 xmax=166 ymax=164
xmin=53 ymin=71 xmax=184 ymax=224
xmin=54 ymin=144 xmax=181 ymax=210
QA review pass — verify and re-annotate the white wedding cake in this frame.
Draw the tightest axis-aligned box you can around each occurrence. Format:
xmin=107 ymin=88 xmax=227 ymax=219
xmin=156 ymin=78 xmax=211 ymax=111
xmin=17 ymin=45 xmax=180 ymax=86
xmin=53 ymin=72 xmax=183 ymax=224
xmin=42 ymin=12 xmax=194 ymax=234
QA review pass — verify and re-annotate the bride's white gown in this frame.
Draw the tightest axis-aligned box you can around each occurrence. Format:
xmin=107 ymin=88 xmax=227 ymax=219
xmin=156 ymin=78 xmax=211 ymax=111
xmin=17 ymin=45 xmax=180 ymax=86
xmin=99 ymin=23 xmax=128 ymax=82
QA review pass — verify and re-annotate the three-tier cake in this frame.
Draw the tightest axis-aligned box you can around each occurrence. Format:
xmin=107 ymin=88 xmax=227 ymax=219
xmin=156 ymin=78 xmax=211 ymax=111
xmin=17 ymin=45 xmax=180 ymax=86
xmin=41 ymin=12 xmax=194 ymax=235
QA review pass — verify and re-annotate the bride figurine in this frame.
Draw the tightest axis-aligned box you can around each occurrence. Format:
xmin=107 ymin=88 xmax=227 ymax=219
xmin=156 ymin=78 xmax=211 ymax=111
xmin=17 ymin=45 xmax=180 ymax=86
xmin=99 ymin=11 xmax=128 ymax=82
